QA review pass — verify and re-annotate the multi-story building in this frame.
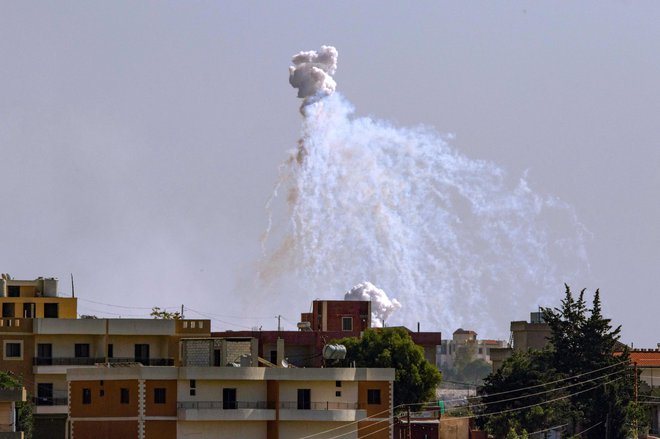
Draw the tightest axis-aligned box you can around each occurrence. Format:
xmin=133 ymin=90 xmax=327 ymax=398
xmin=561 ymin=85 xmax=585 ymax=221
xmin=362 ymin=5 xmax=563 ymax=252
xmin=489 ymin=312 xmax=551 ymax=371
xmin=436 ymin=329 xmax=507 ymax=371
xmin=0 ymin=274 xmax=211 ymax=439
xmin=66 ymin=344 xmax=395 ymax=439
xmin=214 ymin=299 xmax=442 ymax=369
xmin=630 ymin=349 xmax=660 ymax=435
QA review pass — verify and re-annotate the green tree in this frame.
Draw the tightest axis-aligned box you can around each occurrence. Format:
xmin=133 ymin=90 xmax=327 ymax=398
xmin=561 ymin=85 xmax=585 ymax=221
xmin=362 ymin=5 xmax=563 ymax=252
xmin=335 ymin=327 xmax=442 ymax=408
xmin=477 ymin=349 xmax=569 ymax=438
xmin=542 ymin=286 xmax=634 ymax=438
xmin=0 ymin=371 xmax=32 ymax=438
xmin=150 ymin=307 xmax=182 ymax=320
xmin=477 ymin=286 xmax=636 ymax=439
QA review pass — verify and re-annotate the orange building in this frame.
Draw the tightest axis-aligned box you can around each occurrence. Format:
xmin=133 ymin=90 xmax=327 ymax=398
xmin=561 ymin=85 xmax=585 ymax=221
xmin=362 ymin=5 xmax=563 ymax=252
xmin=67 ymin=360 xmax=394 ymax=439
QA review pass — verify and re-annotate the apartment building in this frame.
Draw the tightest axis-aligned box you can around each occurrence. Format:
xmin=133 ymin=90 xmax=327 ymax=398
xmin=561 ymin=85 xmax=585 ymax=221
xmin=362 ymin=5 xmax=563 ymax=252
xmin=436 ymin=329 xmax=507 ymax=370
xmin=67 ymin=360 xmax=394 ymax=439
xmin=489 ymin=312 xmax=551 ymax=371
xmin=0 ymin=274 xmax=211 ymax=439
xmin=214 ymin=299 xmax=442 ymax=368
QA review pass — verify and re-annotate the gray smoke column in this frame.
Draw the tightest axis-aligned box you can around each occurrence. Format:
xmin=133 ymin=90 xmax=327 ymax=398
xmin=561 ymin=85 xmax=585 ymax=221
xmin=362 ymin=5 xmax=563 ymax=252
xmin=344 ymin=282 xmax=401 ymax=327
xmin=289 ymin=45 xmax=338 ymax=106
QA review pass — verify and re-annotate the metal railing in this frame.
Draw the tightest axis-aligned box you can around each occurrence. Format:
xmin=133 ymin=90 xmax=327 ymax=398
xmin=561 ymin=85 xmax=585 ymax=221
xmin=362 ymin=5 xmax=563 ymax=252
xmin=279 ymin=401 xmax=359 ymax=410
xmin=33 ymin=357 xmax=174 ymax=366
xmin=33 ymin=396 xmax=68 ymax=406
xmin=178 ymin=401 xmax=274 ymax=410
xmin=178 ymin=400 xmax=360 ymax=411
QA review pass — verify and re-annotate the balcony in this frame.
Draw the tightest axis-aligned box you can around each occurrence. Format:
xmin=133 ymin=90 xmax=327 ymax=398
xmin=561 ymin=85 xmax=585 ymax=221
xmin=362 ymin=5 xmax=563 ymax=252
xmin=33 ymin=357 xmax=174 ymax=367
xmin=177 ymin=401 xmax=275 ymax=421
xmin=0 ymin=388 xmax=26 ymax=402
xmin=0 ymin=432 xmax=25 ymax=439
xmin=32 ymin=396 xmax=68 ymax=415
xmin=278 ymin=401 xmax=366 ymax=422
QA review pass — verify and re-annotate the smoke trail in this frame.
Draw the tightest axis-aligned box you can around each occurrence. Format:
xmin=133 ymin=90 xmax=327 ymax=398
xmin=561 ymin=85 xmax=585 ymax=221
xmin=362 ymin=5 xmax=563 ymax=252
xmin=259 ymin=46 xmax=589 ymax=335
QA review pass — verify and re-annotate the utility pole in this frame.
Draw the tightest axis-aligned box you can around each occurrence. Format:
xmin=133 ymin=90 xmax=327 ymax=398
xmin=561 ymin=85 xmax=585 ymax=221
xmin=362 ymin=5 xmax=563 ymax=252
xmin=276 ymin=315 xmax=281 ymax=331
xmin=181 ymin=304 xmax=185 ymax=319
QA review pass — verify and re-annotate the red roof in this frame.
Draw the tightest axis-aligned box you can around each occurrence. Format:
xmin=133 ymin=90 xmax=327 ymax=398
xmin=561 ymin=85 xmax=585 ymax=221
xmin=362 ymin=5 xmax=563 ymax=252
xmin=630 ymin=350 xmax=660 ymax=367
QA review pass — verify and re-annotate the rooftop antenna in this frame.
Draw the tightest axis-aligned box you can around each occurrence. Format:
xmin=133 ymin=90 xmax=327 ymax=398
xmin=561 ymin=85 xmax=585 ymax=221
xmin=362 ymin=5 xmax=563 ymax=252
xmin=71 ymin=273 xmax=75 ymax=298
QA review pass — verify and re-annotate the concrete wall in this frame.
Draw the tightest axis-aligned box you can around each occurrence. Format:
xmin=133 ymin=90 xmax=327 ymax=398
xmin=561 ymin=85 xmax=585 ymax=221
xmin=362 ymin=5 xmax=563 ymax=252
xmin=279 ymin=421 xmax=357 ymax=439
xmin=177 ymin=379 xmax=267 ymax=403
xmin=178 ymin=420 xmax=267 ymax=439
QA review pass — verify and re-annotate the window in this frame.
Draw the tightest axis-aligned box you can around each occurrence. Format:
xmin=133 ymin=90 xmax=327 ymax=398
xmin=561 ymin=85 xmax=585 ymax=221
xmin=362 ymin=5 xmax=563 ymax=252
xmin=478 ymin=347 xmax=483 ymax=354
xmin=367 ymin=389 xmax=381 ymax=405
xmin=23 ymin=303 xmax=36 ymax=318
xmin=223 ymin=388 xmax=237 ymax=409
xmin=37 ymin=383 xmax=53 ymax=406
xmin=336 ymin=380 xmax=342 ymax=387
xmin=107 ymin=344 xmax=114 ymax=358
xmin=2 ymin=303 xmax=15 ymax=318
xmin=440 ymin=344 xmax=447 ymax=355
xmin=37 ymin=344 xmax=52 ymax=365
xmin=189 ymin=380 xmax=196 ymax=396
xmin=7 ymin=285 xmax=20 ymax=297
xmin=297 ymin=388 xmax=311 ymax=410
xmin=336 ymin=391 xmax=342 ymax=397
xmin=135 ymin=344 xmax=150 ymax=365
xmin=120 ymin=388 xmax=129 ymax=404
xmin=154 ymin=388 xmax=166 ymax=404
xmin=213 ymin=349 xmax=221 ymax=367
xmin=5 ymin=342 xmax=21 ymax=358
xmin=342 ymin=316 xmax=353 ymax=331
xmin=75 ymin=343 xmax=90 ymax=358
xmin=82 ymin=388 xmax=92 ymax=405
xmin=270 ymin=350 xmax=277 ymax=364
xmin=44 ymin=303 xmax=59 ymax=318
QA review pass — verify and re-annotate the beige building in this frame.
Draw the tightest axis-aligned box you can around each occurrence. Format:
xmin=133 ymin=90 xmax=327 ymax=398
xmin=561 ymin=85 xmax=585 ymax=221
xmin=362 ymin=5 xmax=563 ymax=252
xmin=490 ymin=312 xmax=551 ymax=371
xmin=67 ymin=363 xmax=395 ymax=439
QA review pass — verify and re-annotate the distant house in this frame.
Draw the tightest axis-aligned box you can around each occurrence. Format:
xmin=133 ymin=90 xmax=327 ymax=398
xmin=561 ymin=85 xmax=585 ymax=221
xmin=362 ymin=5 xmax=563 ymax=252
xmin=436 ymin=328 xmax=507 ymax=371
xmin=489 ymin=311 xmax=551 ymax=372
xmin=630 ymin=349 xmax=660 ymax=435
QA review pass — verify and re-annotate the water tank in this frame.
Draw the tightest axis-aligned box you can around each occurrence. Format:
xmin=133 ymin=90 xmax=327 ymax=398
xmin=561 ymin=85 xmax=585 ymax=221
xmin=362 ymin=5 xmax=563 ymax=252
xmin=297 ymin=321 xmax=312 ymax=331
xmin=322 ymin=344 xmax=347 ymax=360
xmin=43 ymin=278 xmax=58 ymax=297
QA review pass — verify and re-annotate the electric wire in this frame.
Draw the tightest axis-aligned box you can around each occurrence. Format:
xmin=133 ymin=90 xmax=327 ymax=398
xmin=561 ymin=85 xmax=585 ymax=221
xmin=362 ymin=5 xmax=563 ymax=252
xmin=297 ymin=404 xmax=405 ymax=439
xmin=573 ymin=420 xmax=603 ymax=436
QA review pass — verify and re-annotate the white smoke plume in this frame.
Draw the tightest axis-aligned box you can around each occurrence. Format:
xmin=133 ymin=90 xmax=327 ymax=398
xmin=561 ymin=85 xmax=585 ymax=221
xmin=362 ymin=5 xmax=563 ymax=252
xmin=288 ymin=45 xmax=338 ymax=106
xmin=344 ymin=282 xmax=401 ymax=327
xmin=258 ymin=46 xmax=589 ymax=337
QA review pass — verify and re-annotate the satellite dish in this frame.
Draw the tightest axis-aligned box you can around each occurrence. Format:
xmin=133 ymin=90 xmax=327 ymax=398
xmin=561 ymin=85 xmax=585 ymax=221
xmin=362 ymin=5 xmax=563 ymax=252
xmin=281 ymin=359 xmax=289 ymax=368
xmin=322 ymin=344 xmax=347 ymax=360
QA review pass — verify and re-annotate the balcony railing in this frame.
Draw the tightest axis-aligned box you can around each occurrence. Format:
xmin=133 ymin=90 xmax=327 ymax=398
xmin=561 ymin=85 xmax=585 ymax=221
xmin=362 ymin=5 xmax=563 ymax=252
xmin=177 ymin=401 xmax=359 ymax=411
xmin=178 ymin=401 xmax=275 ymax=410
xmin=33 ymin=357 xmax=174 ymax=366
xmin=33 ymin=396 xmax=68 ymax=406
xmin=279 ymin=401 xmax=359 ymax=410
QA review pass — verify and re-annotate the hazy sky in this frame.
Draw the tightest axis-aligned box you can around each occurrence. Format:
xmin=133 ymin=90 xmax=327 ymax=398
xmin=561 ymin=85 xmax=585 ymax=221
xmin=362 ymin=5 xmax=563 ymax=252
xmin=1 ymin=2 xmax=658 ymax=346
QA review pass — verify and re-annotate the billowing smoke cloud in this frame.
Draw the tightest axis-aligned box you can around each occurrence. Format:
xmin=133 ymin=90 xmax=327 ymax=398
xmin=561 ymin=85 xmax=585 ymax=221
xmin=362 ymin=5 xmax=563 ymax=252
xmin=289 ymin=45 xmax=338 ymax=106
xmin=258 ymin=46 xmax=589 ymax=337
xmin=344 ymin=282 xmax=402 ymax=327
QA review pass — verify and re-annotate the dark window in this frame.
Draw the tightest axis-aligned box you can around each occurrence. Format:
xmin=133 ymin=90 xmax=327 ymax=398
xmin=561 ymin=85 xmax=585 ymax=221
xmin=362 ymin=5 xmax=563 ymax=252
xmin=336 ymin=391 xmax=342 ymax=397
xmin=43 ymin=303 xmax=59 ymax=318
xmin=213 ymin=349 xmax=221 ymax=367
xmin=336 ymin=380 xmax=342 ymax=387
xmin=223 ymin=388 xmax=237 ymax=409
xmin=120 ymin=388 xmax=129 ymax=404
xmin=23 ymin=303 xmax=36 ymax=318
xmin=135 ymin=344 xmax=150 ymax=365
xmin=297 ymin=389 xmax=311 ymax=410
xmin=189 ymin=380 xmax=196 ymax=396
xmin=2 ymin=303 xmax=15 ymax=318
xmin=154 ymin=388 xmax=166 ymax=404
xmin=82 ymin=388 xmax=92 ymax=404
xmin=37 ymin=344 xmax=52 ymax=365
xmin=5 ymin=342 xmax=21 ymax=358
xmin=75 ymin=344 xmax=90 ymax=358
xmin=7 ymin=285 xmax=20 ymax=297
xmin=367 ymin=389 xmax=381 ymax=405
xmin=37 ymin=383 xmax=53 ymax=406
xmin=99 ymin=389 xmax=104 ymax=397
xmin=270 ymin=350 xmax=277 ymax=364
xmin=107 ymin=344 xmax=113 ymax=358
xmin=440 ymin=344 xmax=447 ymax=355
xmin=342 ymin=316 xmax=353 ymax=331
